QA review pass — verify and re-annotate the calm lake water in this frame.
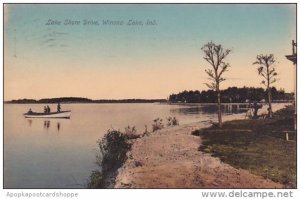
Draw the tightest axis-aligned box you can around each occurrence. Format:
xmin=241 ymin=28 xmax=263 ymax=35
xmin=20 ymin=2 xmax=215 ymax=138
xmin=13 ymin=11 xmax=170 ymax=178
xmin=3 ymin=103 xmax=284 ymax=188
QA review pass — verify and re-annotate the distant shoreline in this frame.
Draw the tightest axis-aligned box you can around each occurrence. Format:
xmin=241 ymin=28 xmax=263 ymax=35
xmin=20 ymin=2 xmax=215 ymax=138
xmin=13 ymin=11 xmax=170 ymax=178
xmin=4 ymin=102 xmax=167 ymax=104
xmin=4 ymin=97 xmax=167 ymax=104
xmin=4 ymin=101 xmax=293 ymax=105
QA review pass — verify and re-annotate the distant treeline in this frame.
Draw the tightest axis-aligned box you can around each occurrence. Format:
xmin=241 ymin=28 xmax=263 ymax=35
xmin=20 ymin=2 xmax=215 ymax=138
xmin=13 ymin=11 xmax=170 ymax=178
xmin=5 ymin=97 xmax=167 ymax=104
xmin=168 ymin=87 xmax=294 ymax=103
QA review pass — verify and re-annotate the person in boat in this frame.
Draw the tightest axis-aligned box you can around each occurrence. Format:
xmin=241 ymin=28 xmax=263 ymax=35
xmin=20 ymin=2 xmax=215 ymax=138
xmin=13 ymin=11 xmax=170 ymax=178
xmin=47 ymin=105 xmax=51 ymax=113
xmin=57 ymin=103 xmax=61 ymax=112
xmin=28 ymin=108 xmax=33 ymax=114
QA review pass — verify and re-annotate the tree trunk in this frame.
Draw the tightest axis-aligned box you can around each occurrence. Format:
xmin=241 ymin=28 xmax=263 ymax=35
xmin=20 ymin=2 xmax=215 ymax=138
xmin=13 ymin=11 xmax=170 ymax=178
xmin=217 ymin=88 xmax=222 ymax=128
xmin=267 ymin=88 xmax=272 ymax=118
xmin=266 ymin=63 xmax=272 ymax=118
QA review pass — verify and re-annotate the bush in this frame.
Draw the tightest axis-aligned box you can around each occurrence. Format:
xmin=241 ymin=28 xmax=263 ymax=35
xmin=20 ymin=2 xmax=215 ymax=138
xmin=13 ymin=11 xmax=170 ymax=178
xmin=166 ymin=116 xmax=179 ymax=126
xmin=152 ymin=118 xmax=164 ymax=132
xmin=99 ymin=130 xmax=131 ymax=172
xmin=87 ymin=171 xmax=104 ymax=188
xmin=88 ymin=130 xmax=131 ymax=188
xmin=124 ymin=125 xmax=140 ymax=139
xmin=143 ymin=125 xmax=150 ymax=136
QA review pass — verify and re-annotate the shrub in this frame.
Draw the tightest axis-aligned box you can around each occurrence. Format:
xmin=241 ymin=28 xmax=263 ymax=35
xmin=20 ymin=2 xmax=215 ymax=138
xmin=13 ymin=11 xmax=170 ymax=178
xmin=88 ymin=130 xmax=131 ymax=188
xmin=152 ymin=118 xmax=164 ymax=132
xmin=166 ymin=116 xmax=179 ymax=126
xmin=143 ymin=125 xmax=150 ymax=136
xmin=99 ymin=130 xmax=131 ymax=172
xmin=87 ymin=171 xmax=104 ymax=188
xmin=124 ymin=125 xmax=140 ymax=139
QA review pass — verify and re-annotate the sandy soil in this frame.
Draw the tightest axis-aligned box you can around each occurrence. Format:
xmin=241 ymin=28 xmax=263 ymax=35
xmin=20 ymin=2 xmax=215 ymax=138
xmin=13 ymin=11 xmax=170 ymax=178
xmin=114 ymin=107 xmax=286 ymax=188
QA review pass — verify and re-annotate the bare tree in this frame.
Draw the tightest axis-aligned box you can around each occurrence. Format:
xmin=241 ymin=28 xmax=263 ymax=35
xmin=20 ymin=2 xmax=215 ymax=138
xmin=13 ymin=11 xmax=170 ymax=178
xmin=253 ymin=54 xmax=278 ymax=118
xmin=201 ymin=41 xmax=231 ymax=128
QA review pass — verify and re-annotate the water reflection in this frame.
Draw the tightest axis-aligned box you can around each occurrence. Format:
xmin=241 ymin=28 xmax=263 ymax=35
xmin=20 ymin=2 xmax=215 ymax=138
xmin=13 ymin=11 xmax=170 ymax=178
xmin=26 ymin=119 xmax=61 ymax=132
xmin=44 ymin=121 xmax=50 ymax=129
xmin=57 ymin=122 xmax=60 ymax=131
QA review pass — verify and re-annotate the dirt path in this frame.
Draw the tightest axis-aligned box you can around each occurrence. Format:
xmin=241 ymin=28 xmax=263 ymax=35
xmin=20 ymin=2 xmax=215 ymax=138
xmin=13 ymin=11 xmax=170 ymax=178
xmin=114 ymin=115 xmax=284 ymax=188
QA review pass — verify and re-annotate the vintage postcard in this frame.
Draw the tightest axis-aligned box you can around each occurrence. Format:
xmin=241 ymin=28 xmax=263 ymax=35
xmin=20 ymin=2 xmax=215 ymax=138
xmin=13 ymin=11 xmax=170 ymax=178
xmin=2 ymin=3 xmax=297 ymax=194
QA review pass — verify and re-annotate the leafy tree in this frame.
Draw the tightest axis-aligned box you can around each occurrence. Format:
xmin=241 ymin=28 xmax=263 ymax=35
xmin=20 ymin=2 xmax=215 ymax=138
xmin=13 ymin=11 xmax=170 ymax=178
xmin=253 ymin=54 xmax=278 ymax=118
xmin=201 ymin=41 xmax=232 ymax=128
xmin=168 ymin=87 xmax=292 ymax=104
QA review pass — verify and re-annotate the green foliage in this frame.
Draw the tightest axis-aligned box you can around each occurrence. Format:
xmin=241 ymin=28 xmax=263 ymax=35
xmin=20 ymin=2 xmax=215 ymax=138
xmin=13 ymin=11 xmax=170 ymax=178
xmin=99 ymin=130 xmax=131 ymax=172
xmin=143 ymin=125 xmax=150 ymax=136
xmin=253 ymin=54 xmax=278 ymax=87
xmin=87 ymin=171 xmax=104 ymax=188
xmin=201 ymin=41 xmax=231 ymax=90
xmin=168 ymin=87 xmax=293 ymax=103
xmin=88 ymin=130 xmax=131 ymax=188
xmin=152 ymin=118 xmax=164 ymax=132
xmin=253 ymin=54 xmax=279 ymax=117
xmin=124 ymin=125 xmax=140 ymax=139
xmin=166 ymin=117 xmax=179 ymax=126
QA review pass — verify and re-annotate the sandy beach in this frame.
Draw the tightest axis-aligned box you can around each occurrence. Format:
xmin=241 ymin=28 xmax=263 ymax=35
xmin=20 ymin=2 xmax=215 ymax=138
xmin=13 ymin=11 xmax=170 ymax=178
xmin=114 ymin=105 xmax=289 ymax=188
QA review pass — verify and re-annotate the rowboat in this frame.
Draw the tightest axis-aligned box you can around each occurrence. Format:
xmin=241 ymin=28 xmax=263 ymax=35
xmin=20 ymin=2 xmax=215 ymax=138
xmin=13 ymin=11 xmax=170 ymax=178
xmin=23 ymin=111 xmax=71 ymax=119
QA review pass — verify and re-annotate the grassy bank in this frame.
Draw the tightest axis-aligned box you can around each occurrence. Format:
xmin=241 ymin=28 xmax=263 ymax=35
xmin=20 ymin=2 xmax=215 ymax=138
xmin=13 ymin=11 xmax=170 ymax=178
xmin=192 ymin=106 xmax=296 ymax=187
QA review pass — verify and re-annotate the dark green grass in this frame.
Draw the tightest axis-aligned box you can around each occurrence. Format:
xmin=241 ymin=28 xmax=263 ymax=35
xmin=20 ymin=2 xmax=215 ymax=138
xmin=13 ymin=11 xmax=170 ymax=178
xmin=192 ymin=106 xmax=296 ymax=187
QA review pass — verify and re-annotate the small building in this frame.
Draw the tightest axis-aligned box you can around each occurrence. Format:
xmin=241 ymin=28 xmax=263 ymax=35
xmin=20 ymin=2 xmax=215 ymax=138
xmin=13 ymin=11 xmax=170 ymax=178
xmin=285 ymin=40 xmax=297 ymax=65
xmin=285 ymin=40 xmax=297 ymax=130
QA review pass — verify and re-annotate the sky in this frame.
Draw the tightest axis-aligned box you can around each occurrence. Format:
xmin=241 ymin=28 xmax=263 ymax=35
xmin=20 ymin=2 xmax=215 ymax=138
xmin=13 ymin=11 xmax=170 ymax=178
xmin=4 ymin=4 xmax=296 ymax=100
